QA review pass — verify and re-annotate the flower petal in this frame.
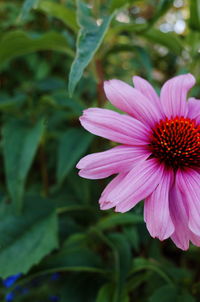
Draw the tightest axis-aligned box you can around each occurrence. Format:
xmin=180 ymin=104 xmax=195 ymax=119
xmin=188 ymin=97 xmax=200 ymax=123
xmin=169 ymin=184 xmax=190 ymax=250
xmin=189 ymin=231 xmax=200 ymax=247
xmin=99 ymin=174 xmax=127 ymax=210
xmin=132 ymin=76 xmax=160 ymax=107
xmin=105 ymin=158 xmax=164 ymax=213
xmin=144 ymin=168 xmax=174 ymax=240
xmin=104 ymin=79 xmax=162 ymax=127
xmin=77 ymin=145 xmax=150 ymax=179
xmin=160 ymin=73 xmax=195 ymax=118
xmin=176 ymin=168 xmax=200 ymax=236
xmin=80 ymin=108 xmax=149 ymax=145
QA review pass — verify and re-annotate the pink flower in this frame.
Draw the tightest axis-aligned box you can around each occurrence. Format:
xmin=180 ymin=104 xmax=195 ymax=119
xmin=76 ymin=74 xmax=200 ymax=250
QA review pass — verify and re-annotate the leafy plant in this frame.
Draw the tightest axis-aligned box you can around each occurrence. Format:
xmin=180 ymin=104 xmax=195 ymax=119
xmin=0 ymin=0 xmax=200 ymax=301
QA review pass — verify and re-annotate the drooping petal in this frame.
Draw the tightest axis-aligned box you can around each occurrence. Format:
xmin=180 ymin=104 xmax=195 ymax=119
xmin=99 ymin=174 xmax=127 ymax=210
xmin=104 ymin=79 xmax=162 ymax=127
xmin=160 ymin=73 xmax=195 ymax=118
xmin=176 ymin=169 xmax=200 ymax=236
xmin=132 ymin=76 xmax=160 ymax=107
xmin=80 ymin=108 xmax=150 ymax=145
xmin=104 ymin=158 xmax=164 ymax=213
xmin=144 ymin=168 xmax=174 ymax=240
xmin=77 ymin=145 xmax=150 ymax=179
xmin=169 ymin=184 xmax=190 ymax=250
xmin=189 ymin=231 xmax=200 ymax=247
xmin=188 ymin=97 xmax=200 ymax=124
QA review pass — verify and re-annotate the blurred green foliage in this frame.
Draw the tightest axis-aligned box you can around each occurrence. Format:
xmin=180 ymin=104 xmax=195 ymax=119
xmin=0 ymin=0 xmax=200 ymax=301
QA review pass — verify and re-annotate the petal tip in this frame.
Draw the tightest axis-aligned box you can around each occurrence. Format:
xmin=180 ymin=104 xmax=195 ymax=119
xmin=76 ymin=161 xmax=81 ymax=169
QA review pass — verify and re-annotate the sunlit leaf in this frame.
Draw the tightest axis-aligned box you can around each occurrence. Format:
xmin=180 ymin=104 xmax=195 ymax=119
xmin=68 ymin=0 xmax=115 ymax=96
xmin=143 ymin=28 xmax=183 ymax=55
xmin=189 ymin=0 xmax=200 ymax=30
xmin=36 ymin=0 xmax=78 ymax=32
xmin=0 ymin=31 xmax=73 ymax=66
xmin=148 ymin=0 xmax=174 ymax=26
xmin=19 ymin=0 xmax=40 ymax=20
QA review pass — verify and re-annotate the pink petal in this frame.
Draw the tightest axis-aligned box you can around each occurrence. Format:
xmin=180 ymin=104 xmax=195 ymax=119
xmin=132 ymin=76 xmax=160 ymax=107
xmin=160 ymin=73 xmax=195 ymax=118
xmin=105 ymin=158 xmax=164 ymax=213
xmin=80 ymin=108 xmax=150 ymax=145
xmin=169 ymin=184 xmax=190 ymax=250
xmin=188 ymin=97 xmax=200 ymax=124
xmin=99 ymin=174 xmax=127 ymax=210
xmin=77 ymin=145 xmax=150 ymax=179
xmin=176 ymin=169 xmax=200 ymax=236
xmin=144 ymin=168 xmax=174 ymax=240
xmin=104 ymin=79 xmax=162 ymax=127
xmin=189 ymin=231 xmax=200 ymax=247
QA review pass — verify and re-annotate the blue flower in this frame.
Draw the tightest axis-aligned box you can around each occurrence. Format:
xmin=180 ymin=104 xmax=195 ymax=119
xmin=5 ymin=292 xmax=14 ymax=302
xmin=50 ymin=273 xmax=60 ymax=281
xmin=3 ymin=274 xmax=21 ymax=288
xmin=49 ymin=295 xmax=60 ymax=302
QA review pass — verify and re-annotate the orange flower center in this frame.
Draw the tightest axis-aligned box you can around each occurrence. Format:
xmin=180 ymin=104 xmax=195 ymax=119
xmin=149 ymin=117 xmax=200 ymax=169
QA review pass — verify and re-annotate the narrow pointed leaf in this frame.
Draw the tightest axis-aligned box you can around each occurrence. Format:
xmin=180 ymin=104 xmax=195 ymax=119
xmin=68 ymin=0 xmax=115 ymax=95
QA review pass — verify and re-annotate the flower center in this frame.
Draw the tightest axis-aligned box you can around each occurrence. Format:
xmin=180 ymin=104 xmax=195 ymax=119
xmin=149 ymin=117 xmax=200 ymax=169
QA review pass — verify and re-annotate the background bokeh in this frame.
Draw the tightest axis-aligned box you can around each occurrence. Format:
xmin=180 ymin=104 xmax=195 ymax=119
xmin=0 ymin=0 xmax=200 ymax=301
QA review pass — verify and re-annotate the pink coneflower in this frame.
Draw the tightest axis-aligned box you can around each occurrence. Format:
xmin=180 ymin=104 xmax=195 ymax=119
xmin=76 ymin=74 xmax=200 ymax=250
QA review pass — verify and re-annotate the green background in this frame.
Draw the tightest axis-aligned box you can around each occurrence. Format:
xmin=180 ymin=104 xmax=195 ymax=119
xmin=0 ymin=0 xmax=200 ymax=301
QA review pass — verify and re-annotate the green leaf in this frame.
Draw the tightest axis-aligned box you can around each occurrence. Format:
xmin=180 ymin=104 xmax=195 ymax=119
xmin=2 ymin=119 xmax=44 ymax=211
xmin=33 ymin=245 xmax=104 ymax=275
xmin=68 ymin=0 xmax=115 ymax=96
xmin=56 ymin=128 xmax=93 ymax=185
xmin=0 ymin=195 xmax=58 ymax=278
xmin=19 ymin=0 xmax=40 ymax=20
xmin=130 ymin=258 xmax=173 ymax=285
xmin=177 ymin=292 xmax=196 ymax=302
xmin=149 ymin=285 xmax=177 ymax=302
xmin=96 ymin=283 xmax=129 ymax=302
xmin=143 ymin=28 xmax=183 ymax=55
xmin=0 ymin=93 xmax=26 ymax=109
xmin=96 ymin=213 xmax=143 ymax=231
xmin=123 ymin=226 xmax=139 ymax=251
xmin=148 ymin=0 xmax=174 ymax=26
xmin=0 ymin=31 xmax=73 ymax=67
xmin=61 ymin=274 xmax=100 ymax=302
xmin=149 ymin=286 xmax=195 ymax=302
xmin=96 ymin=283 xmax=114 ymax=302
xmin=109 ymin=233 xmax=132 ymax=302
xmin=36 ymin=0 xmax=78 ymax=32
xmin=109 ymin=0 xmax=130 ymax=11
xmin=189 ymin=0 xmax=200 ymax=30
